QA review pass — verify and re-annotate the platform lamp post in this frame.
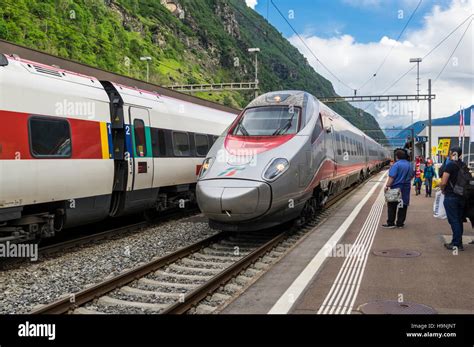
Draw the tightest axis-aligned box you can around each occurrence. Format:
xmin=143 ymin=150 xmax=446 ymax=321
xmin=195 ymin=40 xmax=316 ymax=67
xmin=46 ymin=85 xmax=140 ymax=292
xmin=409 ymin=110 xmax=415 ymax=159
xmin=248 ymin=47 xmax=260 ymax=98
xmin=409 ymin=57 xmax=422 ymax=98
xmin=140 ymin=56 xmax=152 ymax=82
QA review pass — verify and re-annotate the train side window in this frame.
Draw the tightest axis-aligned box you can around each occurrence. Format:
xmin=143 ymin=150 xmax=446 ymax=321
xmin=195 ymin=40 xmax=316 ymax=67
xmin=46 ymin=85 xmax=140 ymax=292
xmin=172 ymin=131 xmax=191 ymax=157
xmin=150 ymin=128 xmax=167 ymax=157
xmin=133 ymin=119 xmax=147 ymax=157
xmin=29 ymin=117 xmax=71 ymax=158
xmin=195 ymin=134 xmax=209 ymax=157
xmin=335 ymin=133 xmax=342 ymax=155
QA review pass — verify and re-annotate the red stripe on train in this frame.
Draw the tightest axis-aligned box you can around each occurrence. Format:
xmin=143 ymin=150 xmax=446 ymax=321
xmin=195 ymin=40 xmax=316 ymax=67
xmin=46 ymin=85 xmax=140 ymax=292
xmin=0 ymin=110 xmax=103 ymax=160
xmin=305 ymin=159 xmax=383 ymax=192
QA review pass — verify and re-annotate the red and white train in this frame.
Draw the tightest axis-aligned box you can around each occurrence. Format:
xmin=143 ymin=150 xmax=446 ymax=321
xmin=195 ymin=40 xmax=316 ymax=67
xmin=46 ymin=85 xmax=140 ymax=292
xmin=0 ymin=53 xmax=236 ymax=243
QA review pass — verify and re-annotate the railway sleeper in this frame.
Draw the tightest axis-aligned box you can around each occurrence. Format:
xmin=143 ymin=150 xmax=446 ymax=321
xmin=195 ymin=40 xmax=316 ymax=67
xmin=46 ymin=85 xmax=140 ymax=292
xmin=180 ymin=257 xmax=229 ymax=268
xmin=138 ymin=278 xmax=198 ymax=290
xmin=97 ymin=296 xmax=168 ymax=312
xmin=168 ymin=264 xmax=222 ymax=275
xmin=153 ymin=270 xmax=213 ymax=281
xmin=190 ymin=253 xmax=239 ymax=263
xmin=120 ymin=286 xmax=184 ymax=300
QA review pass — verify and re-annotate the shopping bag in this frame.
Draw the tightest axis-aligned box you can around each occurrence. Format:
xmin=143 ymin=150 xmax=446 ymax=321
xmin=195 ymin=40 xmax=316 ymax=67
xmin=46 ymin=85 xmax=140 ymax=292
xmin=432 ymin=178 xmax=441 ymax=188
xmin=433 ymin=190 xmax=447 ymax=219
xmin=385 ymin=188 xmax=401 ymax=202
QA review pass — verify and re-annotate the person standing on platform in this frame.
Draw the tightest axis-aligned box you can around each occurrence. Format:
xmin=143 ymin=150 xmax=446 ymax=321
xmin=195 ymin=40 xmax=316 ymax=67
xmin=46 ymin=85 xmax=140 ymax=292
xmin=440 ymin=147 xmax=467 ymax=251
xmin=423 ymin=159 xmax=436 ymax=197
xmin=413 ymin=162 xmax=422 ymax=196
xmin=383 ymin=149 xmax=414 ymax=229
xmin=438 ymin=150 xmax=452 ymax=177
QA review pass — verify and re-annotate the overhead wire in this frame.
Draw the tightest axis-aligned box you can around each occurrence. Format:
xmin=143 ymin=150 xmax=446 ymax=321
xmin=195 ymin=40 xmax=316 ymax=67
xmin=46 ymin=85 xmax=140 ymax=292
xmin=356 ymin=0 xmax=423 ymax=92
xmin=361 ymin=14 xmax=474 ymax=112
xmin=432 ymin=18 xmax=472 ymax=85
xmin=270 ymin=0 xmax=356 ymax=93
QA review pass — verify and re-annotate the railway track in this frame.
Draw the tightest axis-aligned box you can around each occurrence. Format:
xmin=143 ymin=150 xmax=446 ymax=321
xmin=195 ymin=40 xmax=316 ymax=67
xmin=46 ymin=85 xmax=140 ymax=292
xmin=0 ymin=208 xmax=199 ymax=270
xmin=38 ymin=208 xmax=199 ymax=257
xmin=29 ymin=172 xmax=379 ymax=315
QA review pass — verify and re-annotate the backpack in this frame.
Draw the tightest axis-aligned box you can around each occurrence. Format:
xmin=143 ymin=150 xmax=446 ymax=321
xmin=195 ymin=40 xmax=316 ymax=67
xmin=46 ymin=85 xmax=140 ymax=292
xmin=449 ymin=161 xmax=473 ymax=197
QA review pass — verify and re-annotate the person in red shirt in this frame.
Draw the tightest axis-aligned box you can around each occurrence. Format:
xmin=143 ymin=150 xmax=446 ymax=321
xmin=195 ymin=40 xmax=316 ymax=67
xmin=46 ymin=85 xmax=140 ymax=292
xmin=413 ymin=162 xmax=422 ymax=195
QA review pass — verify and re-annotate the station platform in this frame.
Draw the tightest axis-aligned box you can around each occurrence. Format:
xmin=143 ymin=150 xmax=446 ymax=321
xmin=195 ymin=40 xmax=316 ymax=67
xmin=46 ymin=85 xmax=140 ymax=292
xmin=222 ymin=170 xmax=474 ymax=314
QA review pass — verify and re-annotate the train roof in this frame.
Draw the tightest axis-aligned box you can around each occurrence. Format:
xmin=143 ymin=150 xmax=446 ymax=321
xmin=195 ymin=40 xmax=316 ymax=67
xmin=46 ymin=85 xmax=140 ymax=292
xmin=247 ymin=90 xmax=386 ymax=149
xmin=246 ymin=90 xmax=311 ymax=108
xmin=3 ymin=54 xmax=103 ymax=89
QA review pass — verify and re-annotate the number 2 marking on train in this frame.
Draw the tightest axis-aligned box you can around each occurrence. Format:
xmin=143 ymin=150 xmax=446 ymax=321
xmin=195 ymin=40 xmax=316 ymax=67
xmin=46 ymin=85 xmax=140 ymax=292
xmin=125 ymin=125 xmax=131 ymax=135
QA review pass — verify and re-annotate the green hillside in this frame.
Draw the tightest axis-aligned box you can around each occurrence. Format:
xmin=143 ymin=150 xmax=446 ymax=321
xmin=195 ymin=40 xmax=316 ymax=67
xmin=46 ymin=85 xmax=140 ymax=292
xmin=0 ymin=0 xmax=385 ymax=140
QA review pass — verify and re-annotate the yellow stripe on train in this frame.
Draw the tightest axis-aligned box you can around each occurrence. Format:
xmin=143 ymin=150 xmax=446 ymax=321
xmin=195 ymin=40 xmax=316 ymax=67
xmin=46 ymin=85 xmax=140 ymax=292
xmin=100 ymin=122 xmax=110 ymax=159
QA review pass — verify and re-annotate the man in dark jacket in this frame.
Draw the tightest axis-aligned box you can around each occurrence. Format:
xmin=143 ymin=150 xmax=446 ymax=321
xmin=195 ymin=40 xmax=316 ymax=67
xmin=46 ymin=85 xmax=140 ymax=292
xmin=439 ymin=147 xmax=467 ymax=250
xmin=464 ymin=168 xmax=474 ymax=244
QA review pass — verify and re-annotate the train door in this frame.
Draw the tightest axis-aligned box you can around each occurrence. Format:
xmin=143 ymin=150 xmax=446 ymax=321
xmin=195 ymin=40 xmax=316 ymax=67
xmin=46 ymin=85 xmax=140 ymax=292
xmin=362 ymin=136 xmax=368 ymax=169
xmin=129 ymin=107 xmax=154 ymax=192
xmin=330 ymin=124 xmax=337 ymax=177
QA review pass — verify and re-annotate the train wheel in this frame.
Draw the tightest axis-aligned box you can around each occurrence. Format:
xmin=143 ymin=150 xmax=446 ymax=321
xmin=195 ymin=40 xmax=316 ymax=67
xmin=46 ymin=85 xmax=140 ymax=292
xmin=359 ymin=171 xmax=365 ymax=183
xmin=143 ymin=208 xmax=160 ymax=222
xmin=296 ymin=197 xmax=318 ymax=226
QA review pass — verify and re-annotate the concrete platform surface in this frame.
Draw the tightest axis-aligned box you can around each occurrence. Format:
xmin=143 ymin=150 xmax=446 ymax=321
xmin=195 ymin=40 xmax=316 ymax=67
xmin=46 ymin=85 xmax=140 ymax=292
xmin=222 ymin=170 xmax=474 ymax=314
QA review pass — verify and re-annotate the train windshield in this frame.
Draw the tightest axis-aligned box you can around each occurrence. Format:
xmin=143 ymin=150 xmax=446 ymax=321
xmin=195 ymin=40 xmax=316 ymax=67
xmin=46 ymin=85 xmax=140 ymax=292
xmin=232 ymin=106 xmax=300 ymax=136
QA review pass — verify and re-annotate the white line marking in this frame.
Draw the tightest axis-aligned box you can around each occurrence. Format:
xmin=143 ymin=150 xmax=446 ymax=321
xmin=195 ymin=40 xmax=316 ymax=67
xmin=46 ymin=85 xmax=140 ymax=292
xmin=318 ymin=186 xmax=386 ymax=314
xmin=268 ymin=171 xmax=388 ymax=314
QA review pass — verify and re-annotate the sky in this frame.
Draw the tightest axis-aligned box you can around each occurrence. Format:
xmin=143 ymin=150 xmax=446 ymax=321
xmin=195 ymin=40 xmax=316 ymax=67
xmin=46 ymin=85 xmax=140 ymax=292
xmin=245 ymin=0 xmax=473 ymax=130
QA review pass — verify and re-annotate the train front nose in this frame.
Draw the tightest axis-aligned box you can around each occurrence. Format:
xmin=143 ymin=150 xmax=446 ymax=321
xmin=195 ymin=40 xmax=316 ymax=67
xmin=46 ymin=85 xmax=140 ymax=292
xmin=196 ymin=179 xmax=271 ymax=222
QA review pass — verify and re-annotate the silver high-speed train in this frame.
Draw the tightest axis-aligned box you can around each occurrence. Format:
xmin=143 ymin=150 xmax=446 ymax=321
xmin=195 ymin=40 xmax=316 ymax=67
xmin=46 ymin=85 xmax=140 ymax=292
xmin=196 ymin=90 xmax=390 ymax=231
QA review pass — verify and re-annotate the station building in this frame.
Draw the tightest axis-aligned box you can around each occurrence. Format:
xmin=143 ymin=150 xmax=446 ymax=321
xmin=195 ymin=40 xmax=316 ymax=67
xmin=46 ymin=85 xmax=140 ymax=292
xmin=402 ymin=105 xmax=473 ymax=166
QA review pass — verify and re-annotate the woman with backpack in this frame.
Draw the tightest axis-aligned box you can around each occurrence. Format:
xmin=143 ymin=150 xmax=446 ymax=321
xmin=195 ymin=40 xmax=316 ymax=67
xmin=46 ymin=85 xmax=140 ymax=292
xmin=439 ymin=146 xmax=471 ymax=251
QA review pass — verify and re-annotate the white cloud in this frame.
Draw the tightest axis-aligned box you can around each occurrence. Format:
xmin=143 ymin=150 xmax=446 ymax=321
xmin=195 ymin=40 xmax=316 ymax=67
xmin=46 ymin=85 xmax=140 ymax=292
xmin=288 ymin=0 xmax=474 ymax=129
xmin=245 ymin=0 xmax=258 ymax=10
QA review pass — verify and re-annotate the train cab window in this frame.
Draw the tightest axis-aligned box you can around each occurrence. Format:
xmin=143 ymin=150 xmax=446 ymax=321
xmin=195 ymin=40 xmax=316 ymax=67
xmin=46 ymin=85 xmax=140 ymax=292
xmin=311 ymin=113 xmax=324 ymax=143
xmin=29 ymin=117 xmax=71 ymax=158
xmin=133 ymin=119 xmax=147 ymax=157
xmin=232 ymin=106 xmax=300 ymax=136
xmin=173 ymin=131 xmax=191 ymax=157
xmin=195 ymin=134 xmax=209 ymax=157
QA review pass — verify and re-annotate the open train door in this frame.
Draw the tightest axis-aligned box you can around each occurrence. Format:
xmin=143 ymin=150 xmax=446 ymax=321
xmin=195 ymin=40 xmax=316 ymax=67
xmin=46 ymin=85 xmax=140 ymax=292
xmin=128 ymin=107 xmax=154 ymax=193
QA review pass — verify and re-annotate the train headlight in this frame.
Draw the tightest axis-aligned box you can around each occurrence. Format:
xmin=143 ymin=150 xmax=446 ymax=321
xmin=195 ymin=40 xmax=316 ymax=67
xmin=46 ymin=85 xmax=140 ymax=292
xmin=263 ymin=158 xmax=289 ymax=181
xmin=199 ymin=157 xmax=213 ymax=178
